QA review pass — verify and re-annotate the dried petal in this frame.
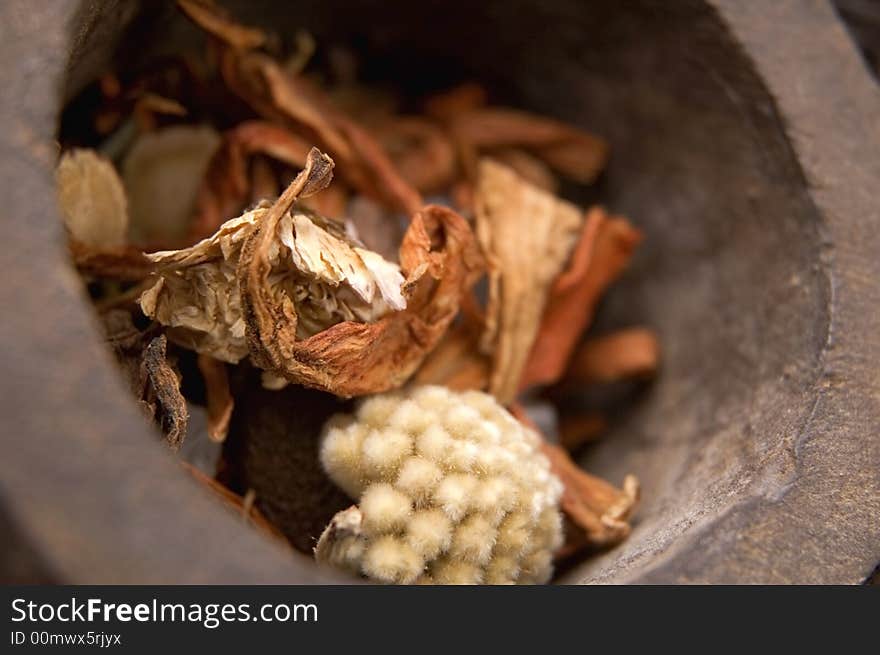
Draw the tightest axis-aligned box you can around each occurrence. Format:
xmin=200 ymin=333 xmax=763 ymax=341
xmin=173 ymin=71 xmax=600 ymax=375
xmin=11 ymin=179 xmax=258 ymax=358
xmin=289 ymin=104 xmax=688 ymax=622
xmin=511 ymin=404 xmax=637 ymax=552
xmin=378 ymin=117 xmax=457 ymax=193
xmin=139 ymin=335 xmax=189 ymax=451
xmin=519 ymin=207 xmax=642 ymax=391
xmin=177 ymin=0 xmax=267 ymax=50
xmin=197 ymin=354 xmax=235 ymax=442
xmin=449 ymin=107 xmax=608 ymax=184
xmin=191 ymin=121 xmax=312 ymax=240
xmin=565 ymin=327 xmax=660 ymax=385
xmin=123 ymin=125 xmax=221 ymax=246
xmin=423 ymin=83 xmax=488 ymax=121
xmin=475 ymin=159 xmax=583 ymax=404
xmin=56 ymin=149 xmax=128 ymax=248
xmin=486 ymin=147 xmax=558 ymax=194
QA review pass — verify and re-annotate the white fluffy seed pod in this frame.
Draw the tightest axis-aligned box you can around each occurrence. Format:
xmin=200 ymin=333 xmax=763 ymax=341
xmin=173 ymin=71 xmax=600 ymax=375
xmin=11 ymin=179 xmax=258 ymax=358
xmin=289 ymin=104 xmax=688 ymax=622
xmin=315 ymin=386 xmax=564 ymax=584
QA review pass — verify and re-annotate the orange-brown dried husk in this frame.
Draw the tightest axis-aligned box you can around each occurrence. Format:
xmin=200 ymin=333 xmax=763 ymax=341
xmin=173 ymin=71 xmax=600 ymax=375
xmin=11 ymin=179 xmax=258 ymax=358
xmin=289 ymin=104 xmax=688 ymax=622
xmin=238 ymin=150 xmax=482 ymax=397
xmin=565 ymin=327 xmax=660 ymax=385
xmin=191 ymin=121 xmax=313 ymax=241
xmin=475 ymin=159 xmax=583 ymax=404
xmin=449 ymin=107 xmax=609 ymax=184
xmin=519 ymin=206 xmax=642 ymax=391
xmin=378 ymin=117 xmax=458 ymax=193
xmin=558 ymin=413 xmax=607 ymax=451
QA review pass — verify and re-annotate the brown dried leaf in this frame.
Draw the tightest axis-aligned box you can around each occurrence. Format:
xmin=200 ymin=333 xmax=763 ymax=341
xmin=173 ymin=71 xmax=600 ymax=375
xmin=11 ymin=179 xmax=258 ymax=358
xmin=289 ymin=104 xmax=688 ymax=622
xmin=449 ymin=107 xmax=609 ymax=184
xmin=519 ymin=206 xmax=643 ymax=391
xmin=70 ymin=241 xmax=155 ymax=281
xmin=540 ymin=442 xmax=639 ymax=550
xmin=220 ymin=48 xmax=422 ymax=215
xmin=141 ymin=151 xmax=407 ymax=365
xmin=565 ymin=327 xmax=660 ymax=385
xmin=191 ymin=121 xmax=312 ymax=241
xmin=511 ymin=404 xmax=637 ymax=552
xmin=378 ymin=117 xmax=457 ymax=193
xmin=423 ymin=83 xmax=489 ymax=121
xmin=182 ymin=462 xmax=286 ymax=544
xmin=122 ymin=125 xmax=221 ymax=246
xmin=56 ymin=149 xmax=128 ymax=249
xmin=475 ymin=159 xmax=583 ymax=404
xmin=139 ymin=335 xmax=189 ymax=451
xmin=177 ymin=0 xmax=267 ymax=51
xmin=558 ymin=413 xmax=607 ymax=451
xmin=197 ymin=354 xmax=234 ymax=443
xmin=412 ymin=324 xmax=490 ymax=391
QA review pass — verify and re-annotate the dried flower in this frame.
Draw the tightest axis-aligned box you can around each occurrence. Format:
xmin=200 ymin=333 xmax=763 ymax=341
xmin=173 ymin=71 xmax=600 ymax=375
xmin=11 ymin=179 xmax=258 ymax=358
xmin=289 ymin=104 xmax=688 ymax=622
xmin=475 ymin=159 xmax=584 ymax=404
xmin=316 ymin=386 xmax=564 ymax=584
xmin=57 ymin=149 xmax=128 ymax=248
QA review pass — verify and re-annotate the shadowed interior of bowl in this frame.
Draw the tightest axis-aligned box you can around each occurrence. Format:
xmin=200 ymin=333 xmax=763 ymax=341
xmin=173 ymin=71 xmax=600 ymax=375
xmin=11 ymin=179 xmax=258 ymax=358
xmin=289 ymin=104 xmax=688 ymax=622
xmin=61 ymin=0 xmax=829 ymax=583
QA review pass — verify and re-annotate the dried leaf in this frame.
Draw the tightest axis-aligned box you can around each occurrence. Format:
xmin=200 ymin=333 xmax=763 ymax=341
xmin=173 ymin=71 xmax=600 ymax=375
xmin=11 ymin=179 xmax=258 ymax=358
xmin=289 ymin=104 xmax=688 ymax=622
xmin=220 ymin=48 xmax=422 ymax=215
xmin=177 ymin=0 xmax=267 ymax=51
xmin=197 ymin=354 xmax=234 ymax=442
xmin=70 ymin=241 xmax=155 ymax=281
xmin=449 ymin=107 xmax=608 ymax=184
xmin=122 ymin=125 xmax=221 ymax=246
xmin=565 ymin=327 xmax=660 ymax=385
xmin=540 ymin=442 xmax=639 ymax=550
xmin=486 ymin=147 xmax=558 ymax=194
xmin=423 ymin=83 xmax=489 ymax=121
xmin=378 ymin=117 xmax=457 ymax=193
xmin=191 ymin=121 xmax=312 ymax=240
xmin=412 ymin=324 xmax=490 ymax=391
xmin=519 ymin=206 xmax=642 ymax=391
xmin=511 ymin=404 xmax=637 ymax=552
xmin=57 ymin=149 xmax=128 ymax=248
xmin=139 ymin=335 xmax=189 ymax=451
xmin=182 ymin=462 xmax=286 ymax=544
xmin=141 ymin=152 xmax=407 ymax=365
xmin=558 ymin=413 xmax=607 ymax=451
xmin=475 ymin=159 xmax=583 ymax=404
xmin=240 ymin=153 xmax=481 ymax=395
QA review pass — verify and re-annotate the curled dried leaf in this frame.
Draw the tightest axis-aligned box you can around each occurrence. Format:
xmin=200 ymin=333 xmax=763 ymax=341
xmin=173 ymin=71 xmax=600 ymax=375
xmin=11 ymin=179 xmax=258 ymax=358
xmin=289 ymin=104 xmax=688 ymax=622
xmin=541 ymin=442 xmax=639 ymax=551
xmin=197 ymin=354 xmax=235 ymax=443
xmin=220 ymin=48 xmax=422 ymax=215
xmin=511 ymin=404 xmax=637 ymax=553
xmin=475 ymin=159 xmax=583 ymax=404
xmin=70 ymin=241 xmax=155 ymax=281
xmin=177 ymin=0 xmax=267 ymax=51
xmin=378 ymin=117 xmax=457 ymax=193
xmin=423 ymin=83 xmax=489 ymax=121
xmin=449 ymin=107 xmax=609 ymax=184
xmin=191 ymin=120 xmax=312 ymax=240
xmin=122 ymin=125 xmax=221 ymax=246
xmin=565 ymin=327 xmax=660 ymax=385
xmin=519 ymin=206 xmax=643 ymax=391
xmin=57 ymin=149 xmax=128 ymax=249
xmin=139 ymin=335 xmax=189 ymax=451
